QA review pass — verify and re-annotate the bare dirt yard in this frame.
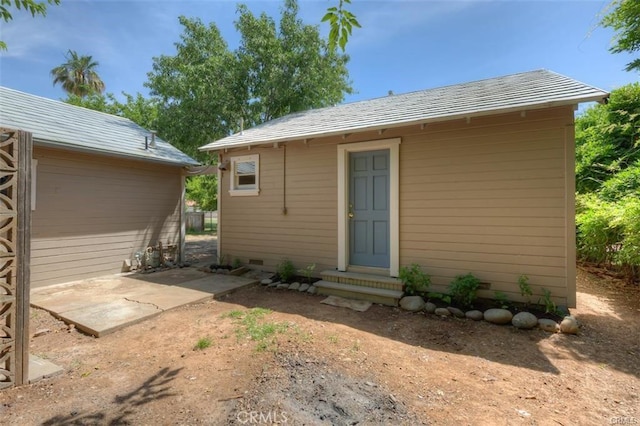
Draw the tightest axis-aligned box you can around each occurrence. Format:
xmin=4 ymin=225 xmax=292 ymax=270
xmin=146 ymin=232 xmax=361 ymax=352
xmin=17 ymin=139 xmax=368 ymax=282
xmin=1 ymin=237 xmax=639 ymax=425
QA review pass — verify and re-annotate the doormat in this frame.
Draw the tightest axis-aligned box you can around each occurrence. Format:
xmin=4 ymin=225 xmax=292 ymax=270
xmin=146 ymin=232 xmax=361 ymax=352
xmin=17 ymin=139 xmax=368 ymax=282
xmin=320 ymin=295 xmax=372 ymax=312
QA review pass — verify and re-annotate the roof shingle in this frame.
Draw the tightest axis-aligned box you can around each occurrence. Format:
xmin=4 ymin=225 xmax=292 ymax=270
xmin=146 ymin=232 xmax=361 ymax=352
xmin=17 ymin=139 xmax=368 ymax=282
xmin=0 ymin=87 xmax=198 ymax=166
xmin=200 ymin=70 xmax=608 ymax=151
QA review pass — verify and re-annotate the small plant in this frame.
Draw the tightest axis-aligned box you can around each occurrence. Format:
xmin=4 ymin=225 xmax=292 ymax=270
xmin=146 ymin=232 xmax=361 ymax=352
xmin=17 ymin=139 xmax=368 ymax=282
xmin=399 ymin=263 xmax=431 ymax=295
xmin=223 ymin=308 xmax=288 ymax=352
xmin=232 ymin=258 xmax=243 ymax=269
xmin=449 ymin=273 xmax=481 ymax=308
xmin=194 ymin=336 xmax=212 ymax=350
xmin=216 ymin=253 xmax=228 ymax=266
xmin=277 ymin=259 xmax=296 ymax=283
xmin=328 ymin=335 xmax=339 ymax=344
xmin=427 ymin=292 xmax=452 ymax=305
xmin=518 ymin=274 xmax=533 ymax=305
xmin=539 ymin=288 xmax=557 ymax=314
xmin=493 ymin=291 xmax=510 ymax=309
xmin=298 ymin=263 xmax=316 ymax=284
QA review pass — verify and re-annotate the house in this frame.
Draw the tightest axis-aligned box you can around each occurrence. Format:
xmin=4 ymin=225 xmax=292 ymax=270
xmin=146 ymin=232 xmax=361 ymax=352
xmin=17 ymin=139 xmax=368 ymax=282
xmin=199 ymin=70 xmax=608 ymax=307
xmin=0 ymin=87 xmax=199 ymax=288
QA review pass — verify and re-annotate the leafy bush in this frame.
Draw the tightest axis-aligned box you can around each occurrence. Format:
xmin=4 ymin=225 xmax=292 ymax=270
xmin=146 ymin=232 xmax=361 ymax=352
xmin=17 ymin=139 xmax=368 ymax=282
xmin=493 ymin=291 xmax=510 ymax=309
xmin=426 ymin=292 xmax=452 ymax=305
xmin=576 ymin=194 xmax=622 ymax=265
xmin=518 ymin=275 xmax=533 ymax=305
xmin=298 ymin=263 xmax=316 ymax=284
xmin=448 ymin=273 xmax=480 ymax=308
xmin=276 ymin=259 xmax=296 ymax=283
xmin=539 ymin=288 xmax=558 ymax=315
xmin=399 ymin=264 xmax=431 ymax=295
xmin=613 ymin=197 xmax=640 ymax=281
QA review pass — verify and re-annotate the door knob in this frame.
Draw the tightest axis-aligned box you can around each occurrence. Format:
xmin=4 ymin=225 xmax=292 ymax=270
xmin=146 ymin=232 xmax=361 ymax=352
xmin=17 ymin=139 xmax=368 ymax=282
xmin=348 ymin=212 xmax=354 ymax=218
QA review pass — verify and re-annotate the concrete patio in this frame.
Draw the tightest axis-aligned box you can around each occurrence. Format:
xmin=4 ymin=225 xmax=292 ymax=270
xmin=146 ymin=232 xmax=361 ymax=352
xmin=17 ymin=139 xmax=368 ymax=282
xmin=31 ymin=268 xmax=258 ymax=337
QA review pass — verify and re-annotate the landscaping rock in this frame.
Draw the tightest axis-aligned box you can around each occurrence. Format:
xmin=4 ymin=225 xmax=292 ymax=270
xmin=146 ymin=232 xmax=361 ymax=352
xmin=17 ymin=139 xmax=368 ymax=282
xmin=424 ymin=302 xmax=437 ymax=314
xmin=298 ymin=283 xmax=310 ymax=292
xmin=465 ymin=310 xmax=483 ymax=321
xmin=288 ymin=282 xmax=301 ymax=290
xmin=260 ymin=278 xmax=273 ymax=286
xmin=267 ymin=281 xmax=279 ymax=288
xmin=307 ymin=285 xmax=317 ymax=294
xmin=560 ymin=316 xmax=579 ymax=334
xmin=400 ymin=296 xmax=426 ymax=312
xmin=483 ymin=308 xmax=513 ymax=325
xmin=277 ymin=283 xmax=290 ymax=290
xmin=434 ymin=308 xmax=451 ymax=317
xmin=447 ymin=307 xmax=465 ymax=318
xmin=512 ymin=312 xmax=538 ymax=329
xmin=538 ymin=318 xmax=560 ymax=333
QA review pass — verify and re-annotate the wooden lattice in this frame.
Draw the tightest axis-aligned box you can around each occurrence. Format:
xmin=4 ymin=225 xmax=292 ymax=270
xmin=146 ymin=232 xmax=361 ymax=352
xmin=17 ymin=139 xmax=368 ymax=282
xmin=0 ymin=130 xmax=18 ymax=389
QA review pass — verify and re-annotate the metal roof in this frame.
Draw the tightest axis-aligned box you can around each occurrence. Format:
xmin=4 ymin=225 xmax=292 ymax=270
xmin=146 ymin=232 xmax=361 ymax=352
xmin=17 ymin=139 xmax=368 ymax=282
xmin=200 ymin=70 xmax=609 ymax=151
xmin=0 ymin=86 xmax=198 ymax=166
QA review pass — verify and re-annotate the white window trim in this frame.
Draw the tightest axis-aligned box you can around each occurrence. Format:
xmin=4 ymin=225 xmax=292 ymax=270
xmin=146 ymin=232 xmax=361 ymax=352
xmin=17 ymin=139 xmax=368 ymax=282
xmin=229 ymin=154 xmax=260 ymax=196
xmin=337 ymin=138 xmax=400 ymax=277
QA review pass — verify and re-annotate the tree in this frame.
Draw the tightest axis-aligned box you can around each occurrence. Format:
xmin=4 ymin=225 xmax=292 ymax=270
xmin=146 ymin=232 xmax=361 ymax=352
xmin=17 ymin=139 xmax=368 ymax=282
xmin=145 ymin=0 xmax=352 ymax=211
xmin=601 ymin=0 xmax=640 ymax=72
xmin=51 ymin=50 xmax=106 ymax=97
xmin=0 ymin=0 xmax=60 ymax=49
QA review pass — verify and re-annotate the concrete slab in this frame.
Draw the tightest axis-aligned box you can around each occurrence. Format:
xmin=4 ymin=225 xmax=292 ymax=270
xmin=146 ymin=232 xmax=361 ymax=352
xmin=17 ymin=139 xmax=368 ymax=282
xmin=31 ymin=270 xmax=258 ymax=337
xmin=29 ymin=354 xmax=63 ymax=383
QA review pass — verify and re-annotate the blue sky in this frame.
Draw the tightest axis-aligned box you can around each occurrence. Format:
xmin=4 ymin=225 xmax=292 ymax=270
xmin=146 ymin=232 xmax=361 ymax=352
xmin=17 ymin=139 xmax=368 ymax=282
xmin=0 ymin=0 xmax=637 ymax=105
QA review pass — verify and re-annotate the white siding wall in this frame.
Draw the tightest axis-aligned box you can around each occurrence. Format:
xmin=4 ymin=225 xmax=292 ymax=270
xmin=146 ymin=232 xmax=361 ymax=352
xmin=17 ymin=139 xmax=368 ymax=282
xmin=31 ymin=147 xmax=183 ymax=288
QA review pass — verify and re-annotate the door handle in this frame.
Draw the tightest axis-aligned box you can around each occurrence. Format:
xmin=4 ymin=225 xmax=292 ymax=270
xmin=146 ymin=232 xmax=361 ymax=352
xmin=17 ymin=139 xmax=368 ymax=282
xmin=348 ymin=204 xmax=354 ymax=218
xmin=348 ymin=212 xmax=354 ymax=218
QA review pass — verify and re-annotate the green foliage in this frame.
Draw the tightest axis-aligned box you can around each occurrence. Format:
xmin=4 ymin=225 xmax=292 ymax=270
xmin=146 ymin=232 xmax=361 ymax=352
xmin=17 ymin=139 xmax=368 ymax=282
xmin=612 ymin=196 xmax=640 ymax=280
xmin=65 ymin=92 xmax=160 ymax=130
xmin=145 ymin=0 xmax=352 ymax=161
xmin=0 ymin=0 xmax=60 ymax=49
xmin=193 ymin=336 xmax=212 ymax=350
xmin=232 ymin=258 xmax=243 ymax=269
xmin=539 ymin=288 xmax=557 ymax=315
xmin=276 ymin=259 xmax=296 ymax=283
xmin=224 ymin=308 xmax=288 ymax=352
xmin=398 ymin=264 xmax=431 ymax=295
xmin=51 ymin=50 xmax=106 ymax=97
xmin=576 ymin=194 xmax=622 ymax=265
xmin=448 ymin=273 xmax=481 ymax=308
xmin=601 ymin=0 xmax=640 ymax=72
xmin=493 ymin=291 xmax=510 ymax=309
xmin=298 ymin=263 xmax=316 ymax=284
xmin=426 ymin=292 xmax=452 ymax=305
xmin=185 ymin=175 xmax=217 ymax=212
xmin=518 ymin=274 xmax=533 ymax=304
xmin=322 ymin=0 xmax=361 ymax=51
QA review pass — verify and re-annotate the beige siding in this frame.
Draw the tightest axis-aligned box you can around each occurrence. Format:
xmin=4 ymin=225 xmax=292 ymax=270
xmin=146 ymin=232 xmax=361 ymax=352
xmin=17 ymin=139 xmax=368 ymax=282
xmin=31 ymin=147 xmax=182 ymax=288
xmin=219 ymin=142 xmax=338 ymax=272
xmin=219 ymin=106 xmax=575 ymax=305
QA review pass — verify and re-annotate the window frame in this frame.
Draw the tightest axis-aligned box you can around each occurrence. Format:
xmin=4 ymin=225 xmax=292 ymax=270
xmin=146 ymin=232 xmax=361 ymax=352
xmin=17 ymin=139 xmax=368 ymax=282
xmin=229 ymin=154 xmax=260 ymax=196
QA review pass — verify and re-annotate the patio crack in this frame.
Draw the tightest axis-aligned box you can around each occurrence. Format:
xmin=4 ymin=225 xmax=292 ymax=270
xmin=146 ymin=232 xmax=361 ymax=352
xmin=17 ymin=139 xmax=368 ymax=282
xmin=123 ymin=297 xmax=163 ymax=312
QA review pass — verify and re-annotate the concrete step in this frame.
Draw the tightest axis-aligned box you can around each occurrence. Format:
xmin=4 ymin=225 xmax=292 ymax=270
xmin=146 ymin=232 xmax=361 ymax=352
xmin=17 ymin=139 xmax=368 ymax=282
xmin=315 ymin=280 xmax=403 ymax=307
xmin=320 ymin=270 xmax=403 ymax=291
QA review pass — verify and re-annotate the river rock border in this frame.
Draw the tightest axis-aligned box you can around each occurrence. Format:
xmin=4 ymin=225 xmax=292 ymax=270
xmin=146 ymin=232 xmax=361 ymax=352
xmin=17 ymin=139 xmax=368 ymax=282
xmin=400 ymin=296 xmax=579 ymax=335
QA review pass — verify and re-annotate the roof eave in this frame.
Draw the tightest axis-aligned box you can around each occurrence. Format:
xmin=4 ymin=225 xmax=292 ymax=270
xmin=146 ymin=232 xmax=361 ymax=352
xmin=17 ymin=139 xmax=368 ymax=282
xmin=200 ymin=93 xmax=608 ymax=152
xmin=35 ymin=139 xmax=200 ymax=167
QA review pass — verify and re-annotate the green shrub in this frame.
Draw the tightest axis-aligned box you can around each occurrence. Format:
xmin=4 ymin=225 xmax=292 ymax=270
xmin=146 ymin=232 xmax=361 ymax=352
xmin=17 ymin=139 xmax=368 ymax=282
xmin=449 ymin=273 xmax=481 ymax=308
xmin=298 ymin=263 xmax=316 ymax=284
xmin=399 ymin=264 xmax=431 ymax=295
xmin=576 ymin=194 xmax=622 ymax=265
xmin=518 ymin=274 xmax=533 ymax=305
xmin=426 ymin=292 xmax=452 ymax=305
xmin=539 ymin=288 xmax=558 ymax=315
xmin=493 ymin=291 xmax=510 ymax=309
xmin=276 ymin=259 xmax=296 ymax=282
xmin=613 ymin=197 xmax=640 ymax=281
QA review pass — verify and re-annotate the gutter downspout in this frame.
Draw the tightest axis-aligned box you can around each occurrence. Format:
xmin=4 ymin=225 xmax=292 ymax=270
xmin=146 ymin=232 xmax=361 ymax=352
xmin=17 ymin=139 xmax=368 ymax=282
xmin=179 ymin=170 xmax=186 ymax=264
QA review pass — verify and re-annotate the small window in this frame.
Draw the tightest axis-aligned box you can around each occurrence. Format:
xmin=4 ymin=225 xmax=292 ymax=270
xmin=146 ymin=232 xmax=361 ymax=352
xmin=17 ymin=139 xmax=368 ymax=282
xmin=229 ymin=154 xmax=259 ymax=196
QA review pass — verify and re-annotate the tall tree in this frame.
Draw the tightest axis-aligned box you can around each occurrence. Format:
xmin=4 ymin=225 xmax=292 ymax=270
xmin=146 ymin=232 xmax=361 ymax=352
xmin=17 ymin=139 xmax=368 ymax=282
xmin=50 ymin=50 xmax=106 ymax=97
xmin=602 ymin=0 xmax=640 ymax=72
xmin=1 ymin=0 xmax=60 ymax=49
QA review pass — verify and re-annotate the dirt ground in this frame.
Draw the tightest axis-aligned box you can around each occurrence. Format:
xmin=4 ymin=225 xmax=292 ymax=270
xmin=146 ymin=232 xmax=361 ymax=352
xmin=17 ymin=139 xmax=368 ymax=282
xmin=1 ymin=236 xmax=639 ymax=425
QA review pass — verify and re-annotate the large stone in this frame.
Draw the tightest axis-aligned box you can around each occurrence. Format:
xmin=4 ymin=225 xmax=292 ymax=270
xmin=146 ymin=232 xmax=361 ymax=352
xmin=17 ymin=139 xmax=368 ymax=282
xmin=447 ymin=307 xmax=465 ymax=318
xmin=298 ymin=283 xmax=310 ymax=292
xmin=260 ymin=278 xmax=273 ymax=285
xmin=434 ymin=308 xmax=451 ymax=317
xmin=307 ymin=285 xmax=317 ymax=294
xmin=538 ymin=318 xmax=560 ymax=333
xmin=288 ymin=282 xmax=301 ymax=291
xmin=512 ymin=312 xmax=538 ymax=329
xmin=277 ymin=283 xmax=290 ymax=290
xmin=424 ymin=302 xmax=437 ymax=314
xmin=560 ymin=316 xmax=579 ymax=335
xmin=483 ymin=308 xmax=513 ymax=325
xmin=465 ymin=310 xmax=484 ymax=321
xmin=400 ymin=296 xmax=426 ymax=312
xmin=267 ymin=281 xmax=279 ymax=288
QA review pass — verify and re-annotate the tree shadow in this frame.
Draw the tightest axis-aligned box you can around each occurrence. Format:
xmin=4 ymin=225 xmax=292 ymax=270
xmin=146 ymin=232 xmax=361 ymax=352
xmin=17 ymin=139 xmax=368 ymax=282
xmin=41 ymin=367 xmax=182 ymax=425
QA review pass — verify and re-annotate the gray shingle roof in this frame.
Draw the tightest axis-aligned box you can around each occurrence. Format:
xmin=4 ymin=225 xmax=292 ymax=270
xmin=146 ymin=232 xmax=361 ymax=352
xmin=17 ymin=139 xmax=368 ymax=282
xmin=200 ymin=70 xmax=609 ymax=151
xmin=0 ymin=86 xmax=198 ymax=166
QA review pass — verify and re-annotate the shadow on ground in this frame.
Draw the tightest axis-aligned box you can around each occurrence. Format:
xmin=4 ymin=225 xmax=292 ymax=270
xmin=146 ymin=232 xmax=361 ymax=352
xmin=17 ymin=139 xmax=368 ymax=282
xmin=41 ymin=367 xmax=182 ymax=425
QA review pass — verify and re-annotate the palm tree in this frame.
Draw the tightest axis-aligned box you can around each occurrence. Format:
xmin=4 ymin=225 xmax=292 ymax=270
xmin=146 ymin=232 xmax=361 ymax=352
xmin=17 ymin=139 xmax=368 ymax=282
xmin=50 ymin=50 xmax=105 ymax=97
